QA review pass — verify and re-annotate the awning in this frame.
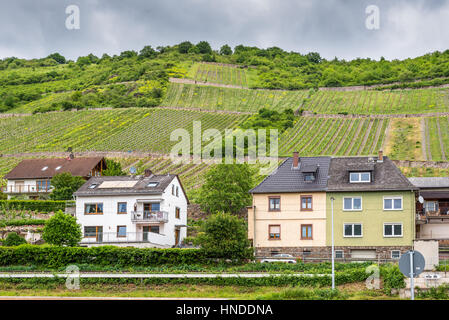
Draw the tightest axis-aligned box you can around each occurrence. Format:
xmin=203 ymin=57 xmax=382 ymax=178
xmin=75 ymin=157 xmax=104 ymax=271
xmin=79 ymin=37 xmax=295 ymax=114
xmin=421 ymin=191 xmax=449 ymax=199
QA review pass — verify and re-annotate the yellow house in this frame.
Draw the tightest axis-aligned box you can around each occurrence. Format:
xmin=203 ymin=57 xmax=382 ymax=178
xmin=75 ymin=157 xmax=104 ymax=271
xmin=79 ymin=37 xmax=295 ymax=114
xmin=248 ymin=154 xmax=331 ymax=258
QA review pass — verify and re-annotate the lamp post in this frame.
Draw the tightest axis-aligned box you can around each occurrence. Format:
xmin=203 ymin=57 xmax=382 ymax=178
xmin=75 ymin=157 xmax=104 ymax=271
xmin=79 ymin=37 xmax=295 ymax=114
xmin=330 ymin=196 xmax=335 ymax=290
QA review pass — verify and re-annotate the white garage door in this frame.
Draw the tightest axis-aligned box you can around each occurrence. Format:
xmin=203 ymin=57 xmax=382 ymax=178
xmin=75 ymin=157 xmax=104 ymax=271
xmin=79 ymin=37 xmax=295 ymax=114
xmin=351 ymin=249 xmax=376 ymax=259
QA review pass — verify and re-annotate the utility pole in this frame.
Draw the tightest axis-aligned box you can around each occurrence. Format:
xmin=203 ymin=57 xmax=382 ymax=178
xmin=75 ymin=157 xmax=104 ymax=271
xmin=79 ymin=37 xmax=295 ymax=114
xmin=331 ymin=196 xmax=335 ymax=290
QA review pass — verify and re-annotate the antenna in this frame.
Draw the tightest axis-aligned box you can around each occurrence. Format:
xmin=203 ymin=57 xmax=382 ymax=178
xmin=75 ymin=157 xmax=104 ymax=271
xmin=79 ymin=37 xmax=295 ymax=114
xmin=129 ymin=167 xmax=137 ymax=175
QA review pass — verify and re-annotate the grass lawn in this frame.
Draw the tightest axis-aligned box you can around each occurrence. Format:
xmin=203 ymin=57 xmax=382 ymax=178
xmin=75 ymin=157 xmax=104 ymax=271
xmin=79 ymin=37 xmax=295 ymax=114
xmin=0 ymin=282 xmax=399 ymax=300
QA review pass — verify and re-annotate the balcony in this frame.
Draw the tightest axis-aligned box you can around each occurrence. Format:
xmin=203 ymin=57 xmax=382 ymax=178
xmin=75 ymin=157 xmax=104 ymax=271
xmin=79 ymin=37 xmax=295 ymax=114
xmin=80 ymin=231 xmax=170 ymax=246
xmin=416 ymin=204 xmax=449 ymax=224
xmin=131 ymin=211 xmax=168 ymax=223
xmin=1 ymin=185 xmax=52 ymax=194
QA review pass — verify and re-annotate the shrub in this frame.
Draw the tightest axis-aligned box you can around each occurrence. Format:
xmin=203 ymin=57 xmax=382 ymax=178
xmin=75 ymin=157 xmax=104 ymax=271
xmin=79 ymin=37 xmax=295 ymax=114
xmin=0 ymin=245 xmax=208 ymax=268
xmin=3 ymin=232 xmax=27 ymax=246
xmin=42 ymin=211 xmax=82 ymax=246
xmin=196 ymin=212 xmax=253 ymax=262
xmin=0 ymin=200 xmax=71 ymax=213
xmin=50 ymin=173 xmax=85 ymax=200
xmin=380 ymin=264 xmax=405 ymax=294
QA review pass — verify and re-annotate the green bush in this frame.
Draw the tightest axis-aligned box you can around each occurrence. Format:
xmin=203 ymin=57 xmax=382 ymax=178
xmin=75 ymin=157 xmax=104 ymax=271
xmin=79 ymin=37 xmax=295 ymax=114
xmin=3 ymin=232 xmax=27 ymax=246
xmin=380 ymin=264 xmax=405 ymax=294
xmin=0 ymin=200 xmax=72 ymax=213
xmin=0 ymin=245 xmax=208 ymax=268
xmin=42 ymin=211 xmax=82 ymax=246
xmin=0 ymin=219 xmax=47 ymax=227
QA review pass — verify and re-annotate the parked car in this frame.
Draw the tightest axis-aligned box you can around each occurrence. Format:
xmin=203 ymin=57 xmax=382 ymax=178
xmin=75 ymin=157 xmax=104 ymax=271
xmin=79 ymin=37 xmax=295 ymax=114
xmin=260 ymin=254 xmax=297 ymax=264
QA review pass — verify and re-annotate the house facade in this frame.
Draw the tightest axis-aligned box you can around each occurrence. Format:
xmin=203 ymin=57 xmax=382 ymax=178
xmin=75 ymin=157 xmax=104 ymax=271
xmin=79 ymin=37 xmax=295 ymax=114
xmin=410 ymin=177 xmax=449 ymax=243
xmin=73 ymin=170 xmax=188 ymax=248
xmin=326 ymin=155 xmax=417 ymax=260
xmin=2 ymin=156 xmax=106 ymax=199
xmin=248 ymin=154 xmax=331 ymax=257
xmin=248 ymin=151 xmax=417 ymax=260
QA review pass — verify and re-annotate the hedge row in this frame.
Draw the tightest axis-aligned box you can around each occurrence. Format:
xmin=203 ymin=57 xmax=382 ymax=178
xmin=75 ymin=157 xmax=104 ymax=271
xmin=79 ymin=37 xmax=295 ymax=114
xmin=0 ymin=269 xmax=370 ymax=287
xmin=0 ymin=200 xmax=74 ymax=213
xmin=0 ymin=219 xmax=47 ymax=227
xmin=0 ymin=245 xmax=209 ymax=267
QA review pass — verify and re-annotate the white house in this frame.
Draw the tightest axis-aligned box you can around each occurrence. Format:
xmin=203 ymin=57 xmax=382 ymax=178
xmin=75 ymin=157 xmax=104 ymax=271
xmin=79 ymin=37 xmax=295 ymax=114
xmin=73 ymin=169 xmax=189 ymax=248
xmin=2 ymin=156 xmax=106 ymax=199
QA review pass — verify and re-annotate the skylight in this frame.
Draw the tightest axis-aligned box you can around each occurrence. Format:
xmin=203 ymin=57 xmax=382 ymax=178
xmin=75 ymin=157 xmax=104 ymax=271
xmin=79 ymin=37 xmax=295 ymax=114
xmin=41 ymin=166 xmax=48 ymax=171
xmin=55 ymin=166 xmax=62 ymax=170
xmin=88 ymin=184 xmax=98 ymax=189
xmin=147 ymin=182 xmax=159 ymax=187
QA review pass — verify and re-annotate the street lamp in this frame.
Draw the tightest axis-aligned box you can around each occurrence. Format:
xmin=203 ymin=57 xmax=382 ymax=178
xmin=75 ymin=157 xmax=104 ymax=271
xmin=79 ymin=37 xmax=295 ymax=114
xmin=330 ymin=196 xmax=335 ymax=290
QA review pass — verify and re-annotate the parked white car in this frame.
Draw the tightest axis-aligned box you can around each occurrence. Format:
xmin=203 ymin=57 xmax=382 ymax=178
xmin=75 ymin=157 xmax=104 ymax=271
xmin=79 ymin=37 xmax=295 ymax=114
xmin=260 ymin=254 xmax=297 ymax=264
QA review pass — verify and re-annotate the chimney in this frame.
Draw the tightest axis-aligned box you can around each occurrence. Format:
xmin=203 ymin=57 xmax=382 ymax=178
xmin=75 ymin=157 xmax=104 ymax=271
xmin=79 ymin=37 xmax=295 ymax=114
xmin=69 ymin=152 xmax=74 ymax=160
xmin=144 ymin=168 xmax=153 ymax=177
xmin=292 ymin=152 xmax=299 ymax=169
xmin=378 ymin=150 xmax=383 ymax=163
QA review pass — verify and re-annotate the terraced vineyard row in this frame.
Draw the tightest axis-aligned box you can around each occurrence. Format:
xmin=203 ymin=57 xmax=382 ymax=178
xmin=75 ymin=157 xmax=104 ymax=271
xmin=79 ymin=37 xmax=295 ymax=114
xmin=0 ymin=108 xmax=248 ymax=154
xmin=163 ymin=83 xmax=307 ymax=112
xmin=163 ymin=83 xmax=449 ymax=115
xmin=307 ymin=88 xmax=449 ymax=114
xmin=279 ymin=118 xmax=389 ymax=156
xmin=423 ymin=116 xmax=449 ymax=161
xmin=189 ymin=63 xmax=248 ymax=87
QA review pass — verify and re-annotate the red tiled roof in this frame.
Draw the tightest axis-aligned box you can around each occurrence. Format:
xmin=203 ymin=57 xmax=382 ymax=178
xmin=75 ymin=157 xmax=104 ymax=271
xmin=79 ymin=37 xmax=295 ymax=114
xmin=4 ymin=157 xmax=105 ymax=180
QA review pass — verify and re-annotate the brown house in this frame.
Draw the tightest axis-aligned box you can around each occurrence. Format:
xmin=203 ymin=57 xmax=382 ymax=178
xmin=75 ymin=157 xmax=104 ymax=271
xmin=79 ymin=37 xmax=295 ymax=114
xmin=2 ymin=156 xmax=107 ymax=199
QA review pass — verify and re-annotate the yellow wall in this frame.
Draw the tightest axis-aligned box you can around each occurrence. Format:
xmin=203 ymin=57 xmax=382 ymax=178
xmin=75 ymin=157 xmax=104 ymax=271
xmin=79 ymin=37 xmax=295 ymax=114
xmin=249 ymin=192 xmax=327 ymax=247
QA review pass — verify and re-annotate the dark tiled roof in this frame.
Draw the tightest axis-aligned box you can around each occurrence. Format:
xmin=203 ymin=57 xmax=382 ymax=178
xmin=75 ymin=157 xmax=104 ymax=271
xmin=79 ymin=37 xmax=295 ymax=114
xmin=74 ymin=175 xmax=176 ymax=196
xmin=250 ymin=157 xmax=331 ymax=193
xmin=408 ymin=177 xmax=449 ymax=189
xmin=327 ymin=156 xmax=417 ymax=192
xmin=4 ymin=157 xmax=105 ymax=180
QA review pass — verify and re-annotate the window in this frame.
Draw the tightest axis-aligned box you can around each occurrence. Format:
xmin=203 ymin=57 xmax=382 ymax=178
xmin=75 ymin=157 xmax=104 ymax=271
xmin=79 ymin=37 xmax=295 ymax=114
xmin=425 ymin=201 xmax=438 ymax=213
xmin=269 ymin=197 xmax=281 ymax=211
xmin=144 ymin=203 xmax=160 ymax=212
xmin=175 ymin=207 xmax=180 ymax=219
xmin=344 ymin=224 xmax=363 ymax=237
xmin=384 ymin=197 xmax=403 ymax=210
xmin=301 ymin=196 xmax=313 ymax=211
xmin=147 ymin=182 xmax=159 ymax=187
xmin=88 ymin=183 xmax=98 ymax=189
xmin=150 ymin=226 xmax=160 ymax=234
xmin=391 ymin=250 xmax=401 ymax=259
xmin=117 ymin=226 xmax=127 ymax=237
xmin=343 ymin=197 xmax=362 ymax=211
xmin=84 ymin=203 xmax=103 ymax=214
xmin=384 ymin=223 xmax=403 ymax=237
xmin=304 ymin=173 xmax=316 ymax=182
xmin=84 ymin=226 xmax=101 ymax=238
xmin=349 ymin=172 xmax=371 ymax=183
xmin=301 ymin=224 xmax=313 ymax=240
xmin=55 ymin=166 xmax=62 ymax=171
xmin=335 ymin=250 xmax=344 ymax=259
xmin=36 ymin=180 xmax=51 ymax=192
xmin=41 ymin=166 xmax=48 ymax=171
xmin=117 ymin=202 xmax=127 ymax=214
xmin=268 ymin=225 xmax=281 ymax=240
xmin=172 ymin=185 xmax=175 ymax=195
xmin=176 ymin=186 xmax=179 ymax=197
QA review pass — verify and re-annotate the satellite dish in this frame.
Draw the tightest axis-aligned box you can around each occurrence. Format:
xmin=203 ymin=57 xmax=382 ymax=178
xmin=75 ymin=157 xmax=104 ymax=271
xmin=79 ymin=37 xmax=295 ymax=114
xmin=418 ymin=196 xmax=424 ymax=204
xmin=129 ymin=167 xmax=137 ymax=174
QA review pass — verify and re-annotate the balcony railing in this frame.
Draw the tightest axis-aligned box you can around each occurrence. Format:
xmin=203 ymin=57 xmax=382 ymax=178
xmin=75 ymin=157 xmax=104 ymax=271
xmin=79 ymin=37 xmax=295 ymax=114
xmin=131 ymin=211 xmax=169 ymax=223
xmin=416 ymin=207 xmax=449 ymax=223
xmin=1 ymin=185 xmax=52 ymax=193
xmin=81 ymin=231 xmax=169 ymax=245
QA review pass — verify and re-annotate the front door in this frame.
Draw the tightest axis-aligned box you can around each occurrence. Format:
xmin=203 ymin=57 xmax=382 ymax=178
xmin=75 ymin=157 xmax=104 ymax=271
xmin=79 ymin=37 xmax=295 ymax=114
xmin=143 ymin=226 xmax=149 ymax=242
xmin=15 ymin=181 xmax=24 ymax=192
xmin=96 ymin=226 xmax=103 ymax=243
xmin=175 ymin=229 xmax=180 ymax=246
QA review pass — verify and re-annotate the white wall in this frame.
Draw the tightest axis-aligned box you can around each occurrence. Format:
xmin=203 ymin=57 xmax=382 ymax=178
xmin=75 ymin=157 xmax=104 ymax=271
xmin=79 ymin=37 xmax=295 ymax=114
xmin=75 ymin=176 xmax=188 ymax=247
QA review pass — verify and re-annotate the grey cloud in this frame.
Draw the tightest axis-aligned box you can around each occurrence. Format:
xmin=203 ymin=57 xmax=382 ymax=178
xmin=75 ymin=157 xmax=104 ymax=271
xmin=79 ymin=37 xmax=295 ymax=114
xmin=0 ymin=0 xmax=448 ymax=60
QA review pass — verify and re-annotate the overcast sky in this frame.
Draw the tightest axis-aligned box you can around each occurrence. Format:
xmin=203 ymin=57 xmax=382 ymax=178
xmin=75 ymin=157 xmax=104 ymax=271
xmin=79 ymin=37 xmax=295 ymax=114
xmin=0 ymin=0 xmax=448 ymax=61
